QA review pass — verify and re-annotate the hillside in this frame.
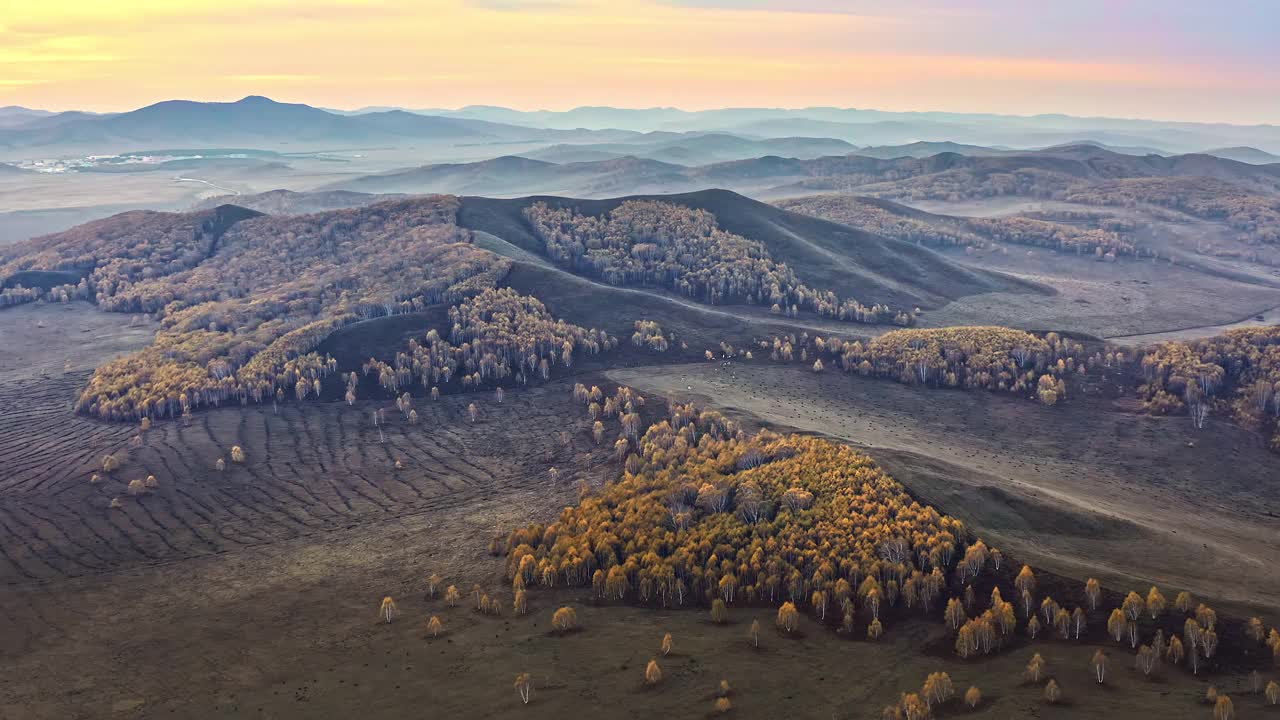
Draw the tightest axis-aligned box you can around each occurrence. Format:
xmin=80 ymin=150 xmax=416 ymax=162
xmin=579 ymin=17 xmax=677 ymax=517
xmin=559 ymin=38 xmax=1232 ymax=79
xmin=776 ymin=194 xmax=1139 ymax=257
xmin=1204 ymin=146 xmax=1280 ymax=165
xmin=457 ymin=189 xmax=1042 ymax=311
xmin=333 ymin=155 xmax=695 ymax=197
xmin=192 ymin=189 xmax=410 ymax=214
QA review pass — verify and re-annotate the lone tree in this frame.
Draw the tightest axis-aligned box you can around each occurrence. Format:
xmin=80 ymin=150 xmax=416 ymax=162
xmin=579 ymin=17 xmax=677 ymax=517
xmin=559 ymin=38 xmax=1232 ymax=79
xmin=1043 ymin=679 xmax=1061 ymax=705
xmin=867 ymin=619 xmax=883 ymax=640
xmin=645 ymin=659 xmax=662 ymax=686
xmin=215 ymin=457 xmax=226 ymax=471
xmin=427 ymin=616 xmax=443 ymax=638
xmin=230 ymin=445 xmax=246 ymax=463
xmin=427 ymin=573 xmax=443 ymax=599
xmin=445 ymin=585 xmax=461 ymax=607
xmin=776 ymin=602 xmax=800 ymax=633
xmin=1026 ymin=653 xmax=1046 ymax=683
xmin=380 ymin=596 xmax=399 ymax=623
xmin=468 ymin=403 xmax=478 ymax=423
xmin=749 ymin=619 xmax=761 ymax=648
xmin=714 ymin=698 xmax=732 ymax=715
xmin=964 ymin=686 xmax=982 ymax=710
xmin=1265 ymin=680 xmax=1279 ymax=706
xmin=711 ymin=599 xmax=728 ymax=624
xmin=1085 ymin=578 xmax=1101 ymax=610
xmin=661 ymin=633 xmax=673 ymax=656
xmin=102 ymin=454 xmax=120 ymax=473
xmin=1091 ymin=649 xmax=1108 ymax=684
xmin=1213 ymin=695 xmax=1234 ymax=720
xmin=552 ymin=606 xmax=578 ymax=633
xmin=514 ymin=672 xmax=532 ymax=705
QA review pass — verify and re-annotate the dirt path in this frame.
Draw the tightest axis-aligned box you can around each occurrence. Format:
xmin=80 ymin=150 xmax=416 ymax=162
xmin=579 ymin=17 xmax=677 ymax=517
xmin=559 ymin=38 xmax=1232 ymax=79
xmin=1108 ymin=303 xmax=1280 ymax=345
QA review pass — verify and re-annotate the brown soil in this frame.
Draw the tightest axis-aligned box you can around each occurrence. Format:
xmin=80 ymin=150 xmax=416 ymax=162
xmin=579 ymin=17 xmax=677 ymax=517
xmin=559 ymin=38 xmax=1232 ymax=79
xmin=1 ymin=304 xmax=1277 ymax=720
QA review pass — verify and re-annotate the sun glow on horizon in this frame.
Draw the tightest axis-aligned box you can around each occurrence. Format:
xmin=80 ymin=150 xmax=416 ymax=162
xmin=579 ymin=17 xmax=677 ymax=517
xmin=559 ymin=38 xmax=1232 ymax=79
xmin=2 ymin=0 xmax=1277 ymax=124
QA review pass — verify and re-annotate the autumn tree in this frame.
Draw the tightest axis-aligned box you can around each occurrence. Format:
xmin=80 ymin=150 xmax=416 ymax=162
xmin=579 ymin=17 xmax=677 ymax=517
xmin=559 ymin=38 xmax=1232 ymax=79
xmin=427 ymin=616 xmax=443 ymax=638
xmin=645 ymin=659 xmax=662 ymax=686
xmin=380 ymin=596 xmax=399 ymax=623
xmin=921 ymin=671 xmax=954 ymax=709
xmin=749 ymin=619 xmax=761 ymax=648
xmin=660 ymin=633 xmax=673 ymax=656
xmin=552 ymin=606 xmax=578 ymax=634
xmin=1146 ymin=586 xmax=1166 ymax=618
xmin=445 ymin=585 xmax=461 ymax=607
xmin=1091 ymin=649 xmax=1108 ymax=684
xmin=1026 ymin=653 xmax=1046 ymax=683
xmin=1175 ymin=591 xmax=1193 ymax=613
xmin=868 ymin=619 xmax=883 ymax=640
xmin=1015 ymin=566 xmax=1036 ymax=614
xmin=714 ymin=697 xmax=732 ymax=714
xmin=964 ymin=686 xmax=981 ymax=710
xmin=711 ymin=599 xmax=729 ymax=624
xmin=1044 ymin=679 xmax=1061 ymax=704
xmin=1085 ymin=578 xmax=1101 ymax=610
xmin=514 ymin=672 xmax=532 ymax=704
xmin=230 ymin=445 xmax=245 ymax=463
xmin=777 ymin=602 xmax=799 ymax=633
xmin=1213 ymin=695 xmax=1234 ymax=720
xmin=1266 ymin=680 xmax=1280 ymax=706
xmin=1107 ymin=609 xmax=1127 ymax=643
xmin=945 ymin=598 xmax=966 ymax=630
xmin=1135 ymin=645 xmax=1156 ymax=676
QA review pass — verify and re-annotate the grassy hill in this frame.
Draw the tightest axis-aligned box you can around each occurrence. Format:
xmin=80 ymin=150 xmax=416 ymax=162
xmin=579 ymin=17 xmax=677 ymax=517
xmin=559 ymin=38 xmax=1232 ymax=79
xmin=458 ymin=188 xmax=1043 ymax=311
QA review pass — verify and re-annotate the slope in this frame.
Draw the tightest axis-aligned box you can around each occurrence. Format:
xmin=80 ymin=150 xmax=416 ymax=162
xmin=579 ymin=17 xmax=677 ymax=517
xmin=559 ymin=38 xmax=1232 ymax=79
xmin=457 ymin=188 xmax=1044 ymax=311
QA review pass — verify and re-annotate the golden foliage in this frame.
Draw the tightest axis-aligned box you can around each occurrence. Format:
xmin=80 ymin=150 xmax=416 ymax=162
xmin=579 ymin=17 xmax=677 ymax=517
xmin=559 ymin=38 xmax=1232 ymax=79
xmin=792 ymin=326 xmax=1085 ymax=401
xmin=551 ymin=606 xmax=578 ymax=633
xmin=14 ymin=198 xmax=514 ymax=420
xmin=1139 ymin=326 xmax=1280 ymax=443
xmin=644 ymin=659 xmax=662 ymax=686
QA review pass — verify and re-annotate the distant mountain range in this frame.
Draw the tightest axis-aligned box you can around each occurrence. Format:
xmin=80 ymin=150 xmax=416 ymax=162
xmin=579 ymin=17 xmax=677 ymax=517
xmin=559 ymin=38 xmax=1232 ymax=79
xmin=4 ymin=96 xmax=1280 ymax=161
xmin=0 ymin=96 xmax=635 ymax=156
xmin=337 ymin=104 xmax=1280 ymax=155
xmin=325 ymin=144 xmax=1280 ymax=200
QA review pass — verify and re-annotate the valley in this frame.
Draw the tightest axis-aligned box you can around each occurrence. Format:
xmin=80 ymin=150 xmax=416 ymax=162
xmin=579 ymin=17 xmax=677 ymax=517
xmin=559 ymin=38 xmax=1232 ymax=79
xmin=3 ymin=93 xmax=1280 ymax=720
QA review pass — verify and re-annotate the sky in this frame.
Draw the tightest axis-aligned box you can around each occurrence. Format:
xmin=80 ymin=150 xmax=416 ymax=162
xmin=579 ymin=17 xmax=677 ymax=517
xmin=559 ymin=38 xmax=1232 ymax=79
xmin=2 ymin=0 xmax=1278 ymax=124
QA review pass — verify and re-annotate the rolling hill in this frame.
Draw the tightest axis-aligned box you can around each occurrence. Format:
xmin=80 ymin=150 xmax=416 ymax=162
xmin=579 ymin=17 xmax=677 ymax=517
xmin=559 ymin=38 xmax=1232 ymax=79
xmin=328 ymin=144 xmax=1280 ymax=200
xmin=192 ymin=189 xmax=411 ymax=214
xmin=456 ymin=188 xmax=1042 ymax=312
xmin=522 ymin=133 xmax=858 ymax=165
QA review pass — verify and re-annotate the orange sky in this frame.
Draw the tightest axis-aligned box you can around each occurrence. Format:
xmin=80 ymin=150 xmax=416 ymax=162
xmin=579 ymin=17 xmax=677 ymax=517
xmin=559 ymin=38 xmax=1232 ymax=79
xmin=3 ymin=0 xmax=1278 ymax=123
